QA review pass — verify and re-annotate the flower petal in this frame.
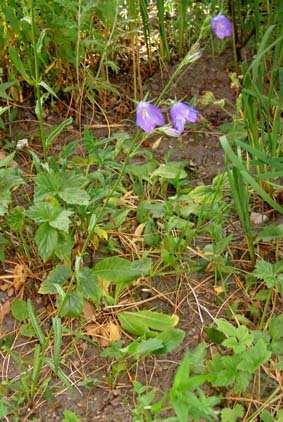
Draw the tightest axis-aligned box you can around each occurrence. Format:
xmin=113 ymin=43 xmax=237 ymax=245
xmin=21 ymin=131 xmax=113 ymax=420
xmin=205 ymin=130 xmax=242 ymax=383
xmin=211 ymin=15 xmax=233 ymax=39
xmin=136 ymin=101 xmax=165 ymax=133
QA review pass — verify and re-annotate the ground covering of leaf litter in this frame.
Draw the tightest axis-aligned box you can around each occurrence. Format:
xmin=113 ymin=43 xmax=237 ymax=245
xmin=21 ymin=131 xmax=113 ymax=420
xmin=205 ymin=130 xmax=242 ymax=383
xmin=0 ymin=50 xmax=280 ymax=421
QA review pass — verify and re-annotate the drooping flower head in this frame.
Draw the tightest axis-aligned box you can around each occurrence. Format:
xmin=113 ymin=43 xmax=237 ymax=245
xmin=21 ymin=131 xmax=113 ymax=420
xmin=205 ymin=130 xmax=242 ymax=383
xmin=170 ymin=102 xmax=199 ymax=134
xmin=211 ymin=15 xmax=233 ymax=39
xmin=136 ymin=101 xmax=165 ymax=133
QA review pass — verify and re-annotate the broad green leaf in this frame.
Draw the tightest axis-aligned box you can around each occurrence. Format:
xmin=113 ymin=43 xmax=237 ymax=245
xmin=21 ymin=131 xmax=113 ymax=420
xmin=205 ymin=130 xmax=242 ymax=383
xmin=155 ymin=328 xmax=185 ymax=354
xmin=54 ymin=233 xmax=74 ymax=263
xmin=59 ymin=292 xmax=84 ymax=318
xmin=118 ymin=310 xmax=179 ymax=336
xmin=11 ymin=299 xmax=28 ymax=321
xmin=125 ymin=161 xmax=158 ymax=181
xmin=256 ymin=223 xmax=283 ymax=242
xmin=58 ymin=187 xmax=90 ymax=206
xmin=122 ymin=338 xmax=163 ymax=358
xmin=152 ymin=162 xmax=187 ymax=180
xmin=39 ymin=265 xmax=71 ymax=294
xmin=76 ymin=267 xmax=102 ymax=303
xmin=28 ymin=202 xmax=61 ymax=223
xmin=94 ymin=256 xmax=151 ymax=285
xmin=35 ymin=223 xmax=58 ymax=261
xmin=216 ymin=319 xmax=237 ymax=338
xmin=49 ymin=210 xmax=73 ymax=232
xmin=20 ymin=323 xmax=36 ymax=338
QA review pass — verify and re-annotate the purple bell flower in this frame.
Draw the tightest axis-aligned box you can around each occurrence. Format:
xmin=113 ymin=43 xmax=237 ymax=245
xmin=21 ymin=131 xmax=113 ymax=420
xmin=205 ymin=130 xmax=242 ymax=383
xmin=211 ymin=15 xmax=233 ymax=40
xmin=170 ymin=102 xmax=199 ymax=134
xmin=136 ymin=101 xmax=165 ymax=133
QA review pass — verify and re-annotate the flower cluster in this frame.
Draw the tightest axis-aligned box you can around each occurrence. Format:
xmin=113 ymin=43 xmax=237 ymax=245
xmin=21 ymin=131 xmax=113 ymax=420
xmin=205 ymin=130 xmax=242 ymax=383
xmin=135 ymin=14 xmax=233 ymax=135
xmin=136 ymin=101 xmax=199 ymax=135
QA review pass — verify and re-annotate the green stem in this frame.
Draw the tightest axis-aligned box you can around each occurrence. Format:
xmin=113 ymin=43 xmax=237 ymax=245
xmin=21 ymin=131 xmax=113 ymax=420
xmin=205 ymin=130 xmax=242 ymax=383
xmin=30 ymin=0 xmax=45 ymax=154
xmin=259 ymin=288 xmax=272 ymax=330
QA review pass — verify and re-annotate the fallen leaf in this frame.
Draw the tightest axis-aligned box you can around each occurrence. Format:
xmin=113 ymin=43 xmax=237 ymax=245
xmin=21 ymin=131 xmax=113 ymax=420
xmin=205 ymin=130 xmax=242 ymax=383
xmin=152 ymin=137 xmax=162 ymax=149
xmin=134 ymin=223 xmax=145 ymax=238
xmin=13 ymin=264 xmax=28 ymax=292
xmin=83 ymin=301 xmax=96 ymax=321
xmin=214 ymin=286 xmax=224 ymax=295
xmin=108 ymin=322 xmax=121 ymax=343
xmin=0 ymin=300 xmax=10 ymax=325
xmin=85 ymin=321 xmax=121 ymax=347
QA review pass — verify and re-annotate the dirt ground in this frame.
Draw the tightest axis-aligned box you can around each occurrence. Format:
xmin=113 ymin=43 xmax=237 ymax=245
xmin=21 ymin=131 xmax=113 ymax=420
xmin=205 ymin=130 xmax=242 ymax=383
xmin=0 ymin=50 xmax=238 ymax=421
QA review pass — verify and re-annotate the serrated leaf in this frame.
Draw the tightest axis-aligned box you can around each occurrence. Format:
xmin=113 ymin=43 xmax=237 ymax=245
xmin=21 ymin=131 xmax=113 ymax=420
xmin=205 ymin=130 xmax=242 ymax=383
xmin=76 ymin=267 xmax=102 ymax=303
xmin=237 ymin=338 xmax=271 ymax=373
xmin=58 ymin=187 xmax=90 ymax=205
xmin=35 ymin=223 xmax=58 ymax=261
xmin=221 ymin=404 xmax=244 ymax=422
xmin=155 ymin=328 xmax=185 ymax=354
xmin=49 ymin=210 xmax=73 ymax=232
xmin=152 ymin=162 xmax=187 ymax=180
xmin=59 ymin=292 xmax=84 ymax=318
xmin=39 ymin=265 xmax=71 ymax=294
xmin=28 ymin=202 xmax=61 ymax=223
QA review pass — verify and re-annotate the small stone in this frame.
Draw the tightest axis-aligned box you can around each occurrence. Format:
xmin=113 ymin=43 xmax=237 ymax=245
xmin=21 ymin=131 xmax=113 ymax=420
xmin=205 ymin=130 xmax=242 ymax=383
xmin=250 ymin=212 xmax=269 ymax=226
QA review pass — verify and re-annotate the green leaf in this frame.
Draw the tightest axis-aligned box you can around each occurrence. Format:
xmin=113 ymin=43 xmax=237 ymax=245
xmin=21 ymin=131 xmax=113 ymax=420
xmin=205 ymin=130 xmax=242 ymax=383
xmin=252 ymin=260 xmax=277 ymax=288
xmin=209 ymin=354 xmax=239 ymax=388
xmin=204 ymin=327 xmax=226 ymax=345
xmin=59 ymin=292 xmax=84 ymax=318
xmin=6 ymin=206 xmax=25 ymax=232
xmin=49 ymin=210 xmax=73 ymax=232
xmin=54 ymin=233 xmax=74 ymax=263
xmin=94 ymin=256 xmax=151 ymax=285
xmin=58 ymin=187 xmax=90 ymax=206
xmin=45 ymin=118 xmax=73 ymax=150
xmin=155 ymin=328 xmax=185 ymax=354
xmin=76 ymin=267 xmax=102 ymax=303
xmin=216 ymin=319 xmax=237 ymax=338
xmin=28 ymin=202 xmax=61 ymax=223
xmin=20 ymin=323 xmax=36 ymax=338
xmin=63 ymin=409 xmax=81 ymax=422
xmin=9 ymin=47 xmax=33 ymax=85
xmin=256 ymin=224 xmax=283 ymax=242
xmin=152 ymin=162 xmax=187 ymax=180
xmin=122 ymin=338 xmax=163 ymax=358
xmin=118 ymin=310 xmax=179 ymax=336
xmin=126 ymin=161 xmax=158 ymax=181
xmin=0 ymin=399 xmax=9 ymax=418
xmin=237 ymin=339 xmax=271 ymax=373
xmin=221 ymin=404 xmax=244 ymax=422
xmin=39 ymin=80 xmax=58 ymax=98
xmin=39 ymin=264 xmax=71 ymax=294
xmin=35 ymin=223 xmax=58 ymax=261
xmin=11 ymin=299 xmax=28 ymax=321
